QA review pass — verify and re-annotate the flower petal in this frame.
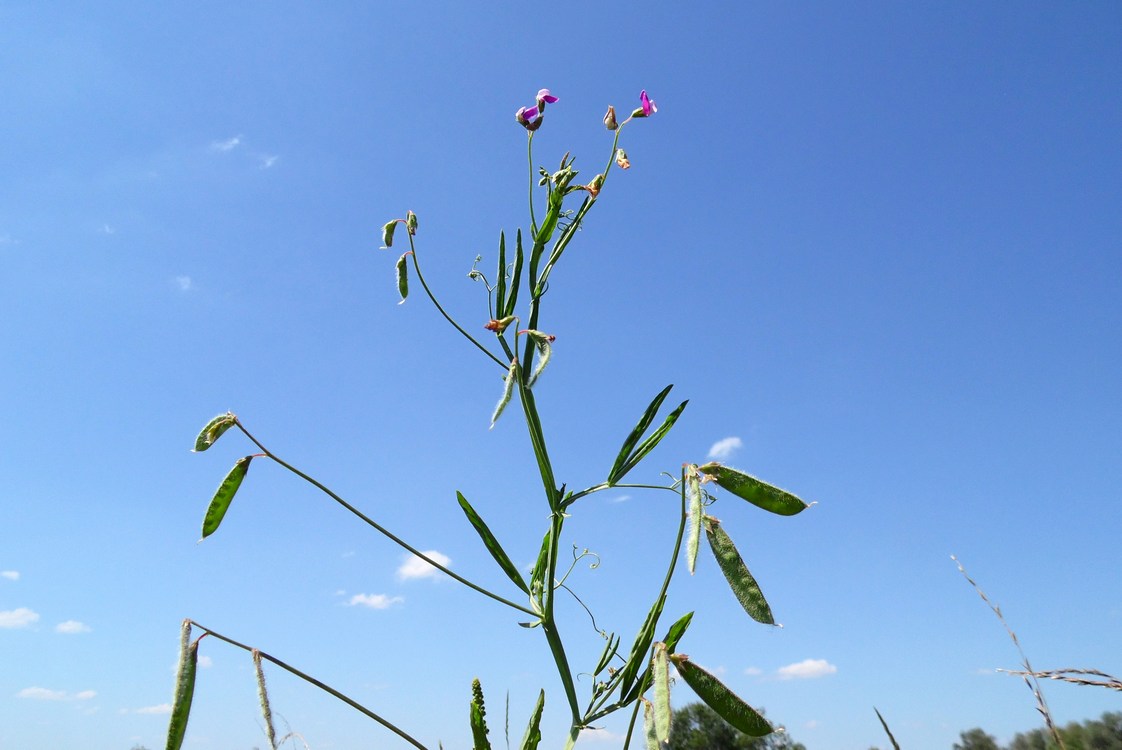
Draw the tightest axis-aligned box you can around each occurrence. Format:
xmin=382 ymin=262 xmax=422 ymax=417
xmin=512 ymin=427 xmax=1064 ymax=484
xmin=640 ymin=90 xmax=657 ymax=116
xmin=537 ymin=88 xmax=559 ymax=103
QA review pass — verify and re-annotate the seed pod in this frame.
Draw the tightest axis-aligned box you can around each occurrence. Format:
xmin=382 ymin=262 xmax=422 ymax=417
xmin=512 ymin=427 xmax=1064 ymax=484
xmin=253 ymin=650 xmax=277 ymax=750
xmin=703 ymin=515 xmax=774 ymax=625
xmin=652 ymin=642 xmax=671 ymax=744
xmin=395 ymin=253 xmax=409 ymax=303
xmin=381 ymin=220 xmax=398 ymax=248
xmin=193 ymin=412 xmax=236 ymax=452
xmin=165 ymin=621 xmax=199 ymax=750
xmin=670 ymin=653 xmax=771 ymax=737
xmin=686 ymin=466 xmax=703 ymax=574
xmin=696 ymin=463 xmax=808 ymax=516
xmin=200 ymin=456 xmax=254 ymax=539
xmin=489 ymin=359 xmax=519 ymax=430
xmin=641 ymin=697 xmax=661 ymax=750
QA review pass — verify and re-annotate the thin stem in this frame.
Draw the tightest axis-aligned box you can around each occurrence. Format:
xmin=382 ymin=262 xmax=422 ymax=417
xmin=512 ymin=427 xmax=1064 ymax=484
xmin=564 ymin=482 xmax=678 ymax=507
xmin=406 ymin=235 xmax=506 ymax=370
xmin=189 ymin=620 xmax=429 ymax=750
xmin=235 ymin=420 xmax=536 ymax=617
xmin=527 ymin=132 xmax=537 ymax=232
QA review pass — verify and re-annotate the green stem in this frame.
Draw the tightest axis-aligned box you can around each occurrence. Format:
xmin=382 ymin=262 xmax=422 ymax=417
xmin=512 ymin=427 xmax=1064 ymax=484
xmin=564 ymin=482 xmax=678 ymax=508
xmin=406 ymin=235 xmax=506 ymax=370
xmin=189 ymin=620 xmax=429 ymax=750
xmin=527 ymin=132 xmax=537 ymax=233
xmin=235 ymin=421 xmax=536 ymax=617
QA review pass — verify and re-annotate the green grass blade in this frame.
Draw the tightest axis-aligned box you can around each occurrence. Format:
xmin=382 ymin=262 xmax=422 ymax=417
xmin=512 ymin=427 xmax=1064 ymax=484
xmin=616 ymin=400 xmax=688 ymax=482
xmin=608 ymin=385 xmax=673 ymax=484
xmin=193 ymin=412 xmax=236 ymax=452
xmin=200 ymin=456 xmax=253 ymax=539
xmin=697 ymin=463 xmax=809 ymax=516
xmin=874 ymin=707 xmax=902 ymax=750
xmin=165 ymin=622 xmax=199 ymax=750
xmin=457 ymin=492 xmax=530 ymax=595
xmin=517 ymin=689 xmax=545 ymax=750
xmin=703 ymin=515 xmax=775 ymax=625
xmin=670 ymin=654 xmax=772 ymax=737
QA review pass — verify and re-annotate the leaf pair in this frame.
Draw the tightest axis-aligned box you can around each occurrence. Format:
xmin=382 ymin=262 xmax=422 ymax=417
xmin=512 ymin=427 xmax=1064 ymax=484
xmin=494 ymin=230 xmax=524 ymax=320
xmin=608 ymin=385 xmax=688 ymax=485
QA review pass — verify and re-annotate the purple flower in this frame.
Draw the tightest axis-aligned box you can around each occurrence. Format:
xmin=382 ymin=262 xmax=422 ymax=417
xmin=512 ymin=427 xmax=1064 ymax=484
xmin=537 ymin=89 xmax=559 ymax=106
xmin=516 ymin=89 xmax=558 ymax=131
xmin=630 ymin=90 xmax=658 ymax=119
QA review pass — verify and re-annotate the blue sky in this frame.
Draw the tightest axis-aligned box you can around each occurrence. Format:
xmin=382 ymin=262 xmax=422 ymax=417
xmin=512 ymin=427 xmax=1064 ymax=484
xmin=2 ymin=3 xmax=1121 ymax=749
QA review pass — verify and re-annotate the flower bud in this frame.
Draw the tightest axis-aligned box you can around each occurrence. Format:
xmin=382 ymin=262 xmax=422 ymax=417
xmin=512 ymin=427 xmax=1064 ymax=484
xmin=603 ymin=105 xmax=617 ymax=130
xmin=615 ymin=149 xmax=631 ymax=170
xmin=406 ymin=211 xmax=418 ymax=235
xmin=484 ymin=315 xmax=517 ymax=333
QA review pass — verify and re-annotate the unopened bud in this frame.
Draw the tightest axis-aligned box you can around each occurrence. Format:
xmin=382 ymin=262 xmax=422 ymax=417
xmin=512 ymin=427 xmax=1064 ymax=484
xmin=406 ymin=211 xmax=418 ymax=235
xmin=484 ymin=315 xmax=517 ymax=333
xmin=603 ymin=105 xmax=617 ymax=130
xmin=615 ymin=149 xmax=631 ymax=170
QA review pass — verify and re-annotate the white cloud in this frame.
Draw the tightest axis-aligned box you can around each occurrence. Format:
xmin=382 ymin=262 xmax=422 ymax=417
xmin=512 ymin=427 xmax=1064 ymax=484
xmin=259 ymin=154 xmax=279 ymax=169
xmin=210 ymin=135 xmax=242 ymax=152
xmin=744 ymin=666 xmax=763 ymax=676
xmin=608 ymin=494 xmax=631 ymax=504
xmin=74 ymin=690 xmax=97 ymax=701
xmin=18 ymin=687 xmax=67 ymax=700
xmin=55 ymin=620 xmax=91 ymax=634
xmin=135 ymin=703 xmax=171 ymax=715
xmin=0 ymin=570 xmax=18 ymax=581
xmin=0 ymin=607 xmax=39 ymax=628
xmin=776 ymin=658 xmax=837 ymax=680
xmin=198 ymin=655 xmax=213 ymax=668
xmin=175 ymin=275 xmax=193 ymax=292
xmin=707 ymin=436 xmax=743 ymax=460
xmin=397 ymin=550 xmax=451 ymax=581
xmin=348 ymin=593 xmax=404 ymax=609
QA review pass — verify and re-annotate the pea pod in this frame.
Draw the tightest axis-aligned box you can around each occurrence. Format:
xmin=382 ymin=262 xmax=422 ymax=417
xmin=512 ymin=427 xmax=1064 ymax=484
xmin=686 ymin=466 xmax=703 ymax=574
xmin=651 ymin=642 xmax=671 ymax=744
xmin=669 ymin=653 xmax=772 ymax=737
xmin=489 ymin=360 xmax=519 ymax=430
xmin=201 ymin=456 xmax=254 ymax=539
xmin=704 ymin=515 xmax=774 ymax=625
xmin=641 ymin=698 xmax=661 ymax=750
xmin=193 ymin=412 xmax=236 ymax=452
xmin=395 ymin=253 xmax=409 ymax=303
xmin=697 ymin=463 xmax=808 ymax=516
xmin=165 ymin=621 xmax=199 ymax=750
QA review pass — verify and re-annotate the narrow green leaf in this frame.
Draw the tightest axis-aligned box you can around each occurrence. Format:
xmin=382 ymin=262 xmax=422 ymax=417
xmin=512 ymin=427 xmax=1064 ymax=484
xmin=874 ymin=707 xmax=901 ymax=750
xmin=608 ymin=385 xmax=674 ymax=484
xmin=615 ymin=400 xmax=688 ymax=482
xmin=193 ymin=412 xmax=236 ymax=452
xmin=686 ymin=467 xmax=703 ymax=574
xmin=395 ymin=253 xmax=409 ymax=303
xmin=470 ymin=678 xmax=491 ymax=750
xmin=165 ymin=622 xmax=199 ymax=750
xmin=456 ymin=492 xmax=530 ymax=595
xmin=593 ymin=633 xmax=621 ymax=677
xmin=652 ymin=643 xmax=671 ymax=744
xmin=662 ymin=612 xmax=694 ymax=653
xmin=703 ymin=515 xmax=774 ymax=625
xmin=504 ymin=229 xmax=523 ymax=317
xmin=489 ymin=360 xmax=519 ymax=430
xmin=528 ymin=530 xmax=551 ymax=603
xmin=641 ymin=698 xmax=662 ymax=750
xmin=697 ymin=463 xmax=809 ymax=516
xmin=517 ymin=690 xmax=545 ymax=750
xmin=618 ymin=593 xmax=665 ymax=698
xmin=670 ymin=654 xmax=772 ymax=737
xmin=200 ymin=456 xmax=253 ymax=539
xmin=495 ymin=231 xmax=507 ymax=319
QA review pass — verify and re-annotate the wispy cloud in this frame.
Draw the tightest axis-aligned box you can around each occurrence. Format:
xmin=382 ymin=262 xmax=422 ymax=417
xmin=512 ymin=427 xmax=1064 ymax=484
xmin=17 ymin=687 xmax=96 ymax=701
xmin=258 ymin=154 xmax=279 ymax=169
xmin=744 ymin=666 xmax=763 ymax=676
xmin=776 ymin=658 xmax=837 ymax=680
xmin=707 ymin=436 xmax=743 ymax=460
xmin=0 ymin=570 xmax=18 ymax=581
xmin=100 ymin=224 xmax=116 ymax=235
xmin=348 ymin=593 xmax=404 ymax=609
xmin=55 ymin=620 xmax=91 ymax=635
xmin=0 ymin=607 xmax=39 ymax=628
xmin=210 ymin=135 xmax=242 ymax=152
xmin=198 ymin=655 xmax=213 ymax=668
xmin=397 ymin=551 xmax=451 ymax=581
xmin=135 ymin=703 xmax=172 ymax=715
xmin=608 ymin=494 xmax=631 ymax=504
xmin=175 ymin=275 xmax=193 ymax=292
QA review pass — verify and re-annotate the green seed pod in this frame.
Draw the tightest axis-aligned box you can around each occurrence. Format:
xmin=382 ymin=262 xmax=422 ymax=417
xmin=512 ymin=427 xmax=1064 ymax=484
xmin=703 ymin=515 xmax=774 ymax=625
xmin=489 ymin=359 xmax=519 ymax=430
xmin=381 ymin=220 xmax=398 ymax=248
xmin=165 ymin=622 xmax=199 ymax=750
xmin=253 ymin=650 xmax=277 ymax=750
xmin=641 ymin=697 xmax=661 ymax=750
xmin=395 ymin=253 xmax=409 ymax=304
xmin=201 ymin=456 xmax=253 ymax=539
xmin=686 ymin=466 xmax=703 ymax=574
xmin=670 ymin=653 xmax=772 ymax=737
xmin=193 ymin=412 xmax=236 ymax=452
xmin=652 ymin=642 xmax=671 ymax=744
xmin=696 ymin=462 xmax=809 ymax=516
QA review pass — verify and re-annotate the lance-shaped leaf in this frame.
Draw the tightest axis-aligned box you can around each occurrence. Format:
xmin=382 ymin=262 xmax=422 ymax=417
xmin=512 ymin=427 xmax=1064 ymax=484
xmin=457 ymin=492 xmax=530 ymax=595
xmin=495 ymin=232 xmax=507 ymax=318
xmin=504 ymin=229 xmax=524 ymax=318
xmin=641 ymin=698 xmax=663 ymax=750
xmin=670 ymin=654 xmax=772 ymax=737
xmin=395 ymin=253 xmax=409 ymax=303
xmin=617 ymin=593 xmax=665 ymax=698
xmin=201 ymin=456 xmax=254 ymax=539
xmin=703 ymin=515 xmax=774 ymax=625
xmin=623 ymin=611 xmax=695 ymax=705
xmin=470 ymin=678 xmax=491 ymax=750
xmin=697 ymin=463 xmax=808 ymax=516
xmin=593 ymin=633 xmax=621 ymax=677
xmin=608 ymin=385 xmax=686 ymax=484
xmin=518 ymin=689 xmax=545 ymax=750
xmin=652 ymin=643 xmax=672 ymax=745
xmin=686 ymin=467 xmax=703 ymax=574
xmin=490 ymin=360 xmax=519 ymax=430
xmin=193 ymin=412 xmax=236 ymax=452
xmin=528 ymin=530 xmax=551 ymax=603
xmin=165 ymin=621 xmax=199 ymax=750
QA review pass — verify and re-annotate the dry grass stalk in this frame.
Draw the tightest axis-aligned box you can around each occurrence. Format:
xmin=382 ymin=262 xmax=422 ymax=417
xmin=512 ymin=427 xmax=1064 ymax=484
xmin=998 ymin=667 xmax=1122 ymax=692
xmin=951 ymin=555 xmax=1065 ymax=749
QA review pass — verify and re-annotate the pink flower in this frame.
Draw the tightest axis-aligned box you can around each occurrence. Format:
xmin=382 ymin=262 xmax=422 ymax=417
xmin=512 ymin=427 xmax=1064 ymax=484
xmin=631 ymin=90 xmax=658 ymax=119
xmin=516 ymin=89 xmax=559 ymax=131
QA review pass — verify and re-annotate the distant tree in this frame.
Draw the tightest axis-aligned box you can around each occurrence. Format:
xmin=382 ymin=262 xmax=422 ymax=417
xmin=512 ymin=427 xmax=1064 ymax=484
xmin=955 ymin=728 xmax=1001 ymax=750
xmin=1006 ymin=711 xmax=1122 ymax=750
xmin=668 ymin=702 xmax=805 ymax=750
